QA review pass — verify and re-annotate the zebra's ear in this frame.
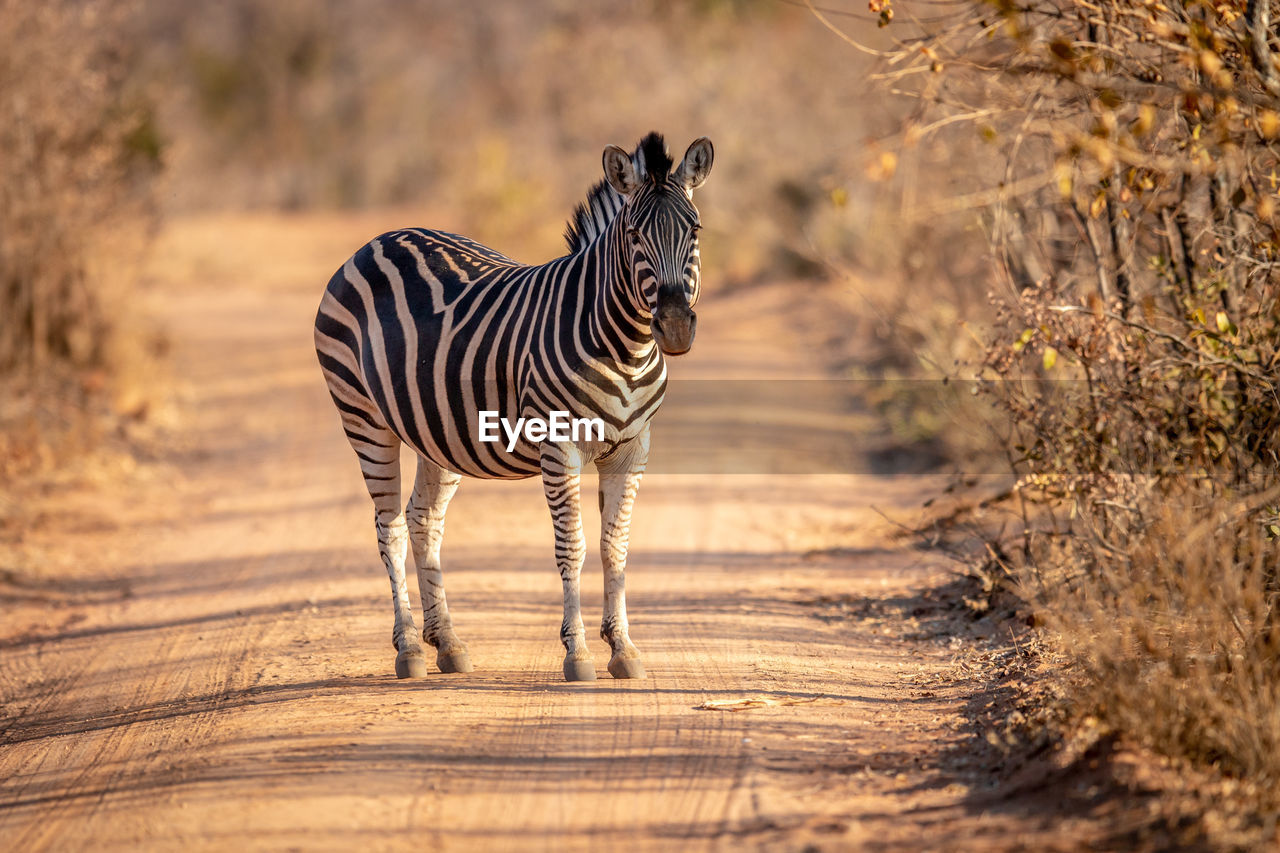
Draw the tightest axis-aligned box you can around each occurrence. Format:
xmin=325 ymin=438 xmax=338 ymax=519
xmin=603 ymin=144 xmax=641 ymax=196
xmin=676 ymin=137 xmax=714 ymax=192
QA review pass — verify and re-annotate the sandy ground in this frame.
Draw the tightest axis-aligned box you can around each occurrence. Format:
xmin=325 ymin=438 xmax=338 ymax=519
xmin=0 ymin=214 xmax=1104 ymax=851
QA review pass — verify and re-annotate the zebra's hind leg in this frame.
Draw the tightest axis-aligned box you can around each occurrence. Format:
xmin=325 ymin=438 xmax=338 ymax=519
xmin=596 ymin=430 xmax=649 ymax=679
xmin=408 ymin=456 xmax=472 ymax=673
xmin=541 ymin=442 xmax=595 ymax=681
xmin=347 ymin=424 xmax=428 ymax=679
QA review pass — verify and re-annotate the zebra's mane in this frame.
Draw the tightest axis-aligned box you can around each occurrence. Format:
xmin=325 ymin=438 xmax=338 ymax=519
xmin=563 ymin=132 xmax=674 ymax=254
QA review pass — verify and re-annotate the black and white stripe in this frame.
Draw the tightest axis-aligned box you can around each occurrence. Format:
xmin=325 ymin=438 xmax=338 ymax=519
xmin=314 ymin=132 xmax=714 ymax=681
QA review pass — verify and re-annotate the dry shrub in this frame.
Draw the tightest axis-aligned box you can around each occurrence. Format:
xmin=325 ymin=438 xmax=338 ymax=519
xmin=0 ymin=0 xmax=161 ymax=475
xmin=848 ymin=0 xmax=1280 ymax=831
xmin=0 ymin=0 xmax=159 ymax=374
xmin=1049 ymin=495 xmax=1280 ymax=786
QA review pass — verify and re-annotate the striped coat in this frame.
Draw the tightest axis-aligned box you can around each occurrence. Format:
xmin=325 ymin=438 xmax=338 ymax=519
xmin=315 ymin=132 xmax=714 ymax=681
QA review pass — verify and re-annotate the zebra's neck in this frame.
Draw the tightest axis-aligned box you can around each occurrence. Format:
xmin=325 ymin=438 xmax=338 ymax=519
xmin=576 ymin=217 xmax=658 ymax=372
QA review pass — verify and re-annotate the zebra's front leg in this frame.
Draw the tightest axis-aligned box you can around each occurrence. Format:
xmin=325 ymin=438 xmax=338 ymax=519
xmin=541 ymin=442 xmax=594 ymax=681
xmin=597 ymin=431 xmax=649 ymax=679
xmin=408 ymin=457 xmax=472 ymax=673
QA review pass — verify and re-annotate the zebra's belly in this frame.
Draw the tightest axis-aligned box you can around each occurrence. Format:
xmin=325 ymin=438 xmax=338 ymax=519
xmin=371 ymin=366 xmax=540 ymax=479
xmin=377 ymin=365 xmax=662 ymax=479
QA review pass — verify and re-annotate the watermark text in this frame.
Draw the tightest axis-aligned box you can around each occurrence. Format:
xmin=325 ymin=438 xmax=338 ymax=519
xmin=478 ymin=410 xmax=605 ymax=452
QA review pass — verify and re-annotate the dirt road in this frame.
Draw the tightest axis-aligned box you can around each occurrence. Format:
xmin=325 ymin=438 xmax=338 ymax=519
xmin=0 ymin=214 xmax=1041 ymax=851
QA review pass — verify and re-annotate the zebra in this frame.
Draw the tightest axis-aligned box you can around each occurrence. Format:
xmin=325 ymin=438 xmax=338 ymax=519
xmin=314 ymin=133 xmax=714 ymax=682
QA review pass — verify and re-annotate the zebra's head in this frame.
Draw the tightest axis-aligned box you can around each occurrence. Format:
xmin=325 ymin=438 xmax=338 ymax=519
xmin=602 ymin=134 xmax=714 ymax=356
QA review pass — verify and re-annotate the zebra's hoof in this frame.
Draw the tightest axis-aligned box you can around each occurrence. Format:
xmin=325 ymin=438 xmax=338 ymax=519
xmin=607 ymin=654 xmax=646 ymax=679
xmin=437 ymin=649 xmax=474 ymax=674
xmin=395 ymin=650 xmax=429 ymax=679
xmin=563 ymin=657 xmax=597 ymax=682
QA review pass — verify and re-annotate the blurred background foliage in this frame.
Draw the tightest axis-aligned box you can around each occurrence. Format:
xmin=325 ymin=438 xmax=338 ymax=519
xmin=142 ymin=0 xmax=901 ymax=275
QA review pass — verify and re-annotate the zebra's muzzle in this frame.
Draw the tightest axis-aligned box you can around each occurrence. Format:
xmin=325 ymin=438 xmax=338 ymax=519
xmin=651 ymin=283 xmax=697 ymax=355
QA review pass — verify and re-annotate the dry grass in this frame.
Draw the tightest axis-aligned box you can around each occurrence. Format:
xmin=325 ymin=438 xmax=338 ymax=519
xmin=1044 ymin=494 xmax=1280 ymax=812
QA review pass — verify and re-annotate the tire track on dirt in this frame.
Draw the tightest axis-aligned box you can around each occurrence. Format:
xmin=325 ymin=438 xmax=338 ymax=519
xmin=1 ymin=284 xmax=342 ymax=849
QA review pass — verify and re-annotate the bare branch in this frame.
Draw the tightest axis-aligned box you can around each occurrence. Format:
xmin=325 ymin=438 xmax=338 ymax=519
xmin=1248 ymin=0 xmax=1280 ymax=97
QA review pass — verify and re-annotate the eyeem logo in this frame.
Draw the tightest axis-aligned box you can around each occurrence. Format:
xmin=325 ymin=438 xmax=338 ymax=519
xmin=478 ymin=411 xmax=605 ymax=452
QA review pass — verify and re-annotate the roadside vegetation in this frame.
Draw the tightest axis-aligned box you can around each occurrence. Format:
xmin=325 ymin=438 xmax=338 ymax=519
xmin=0 ymin=1 xmax=162 ymax=482
xmin=850 ymin=0 xmax=1280 ymax=842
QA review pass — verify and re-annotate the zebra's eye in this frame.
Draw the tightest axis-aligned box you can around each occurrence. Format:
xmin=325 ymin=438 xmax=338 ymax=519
xmin=627 ymin=229 xmax=641 ymax=244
